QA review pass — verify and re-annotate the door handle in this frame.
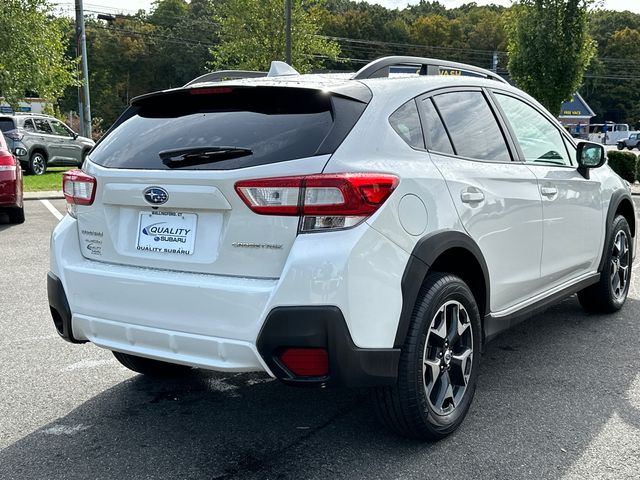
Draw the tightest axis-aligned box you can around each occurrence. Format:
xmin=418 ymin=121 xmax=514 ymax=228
xmin=540 ymin=186 xmax=558 ymax=197
xmin=461 ymin=189 xmax=485 ymax=203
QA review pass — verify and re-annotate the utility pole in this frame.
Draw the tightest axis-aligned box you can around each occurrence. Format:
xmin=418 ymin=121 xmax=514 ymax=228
xmin=75 ymin=0 xmax=92 ymax=138
xmin=285 ymin=0 xmax=292 ymax=65
xmin=492 ymin=51 xmax=498 ymax=73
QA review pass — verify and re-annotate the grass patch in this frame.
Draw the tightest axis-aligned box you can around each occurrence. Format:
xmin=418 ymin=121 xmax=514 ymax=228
xmin=23 ymin=167 xmax=74 ymax=192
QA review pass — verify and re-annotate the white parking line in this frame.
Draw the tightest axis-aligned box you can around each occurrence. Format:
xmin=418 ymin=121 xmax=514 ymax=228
xmin=40 ymin=199 xmax=64 ymax=221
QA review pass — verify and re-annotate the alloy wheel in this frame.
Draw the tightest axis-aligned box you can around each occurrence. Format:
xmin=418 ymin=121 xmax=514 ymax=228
xmin=610 ymin=230 xmax=630 ymax=300
xmin=31 ymin=154 xmax=46 ymax=175
xmin=422 ymin=300 xmax=473 ymax=416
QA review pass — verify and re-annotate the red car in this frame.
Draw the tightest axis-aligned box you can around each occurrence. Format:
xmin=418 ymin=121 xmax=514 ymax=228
xmin=0 ymin=130 xmax=24 ymax=224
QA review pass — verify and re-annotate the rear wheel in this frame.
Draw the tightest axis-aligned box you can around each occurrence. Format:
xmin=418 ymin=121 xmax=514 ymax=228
xmin=578 ymin=215 xmax=631 ymax=313
xmin=112 ymin=351 xmax=193 ymax=378
xmin=28 ymin=152 xmax=47 ymax=175
xmin=8 ymin=206 xmax=25 ymax=224
xmin=617 ymin=143 xmax=624 ymax=150
xmin=373 ymin=272 xmax=481 ymax=440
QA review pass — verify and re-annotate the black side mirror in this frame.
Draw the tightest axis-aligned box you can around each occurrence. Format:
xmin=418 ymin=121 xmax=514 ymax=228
xmin=577 ymin=142 xmax=605 ymax=179
xmin=12 ymin=147 xmax=27 ymax=157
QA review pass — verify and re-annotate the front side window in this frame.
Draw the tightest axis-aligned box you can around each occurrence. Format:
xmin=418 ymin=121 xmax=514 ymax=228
xmin=432 ymin=91 xmax=510 ymax=162
xmin=389 ymin=100 xmax=424 ymax=149
xmin=494 ymin=93 xmax=571 ymax=166
xmin=50 ymin=120 xmax=72 ymax=137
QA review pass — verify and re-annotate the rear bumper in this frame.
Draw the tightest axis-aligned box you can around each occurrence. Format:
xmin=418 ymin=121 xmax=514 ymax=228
xmin=49 ymin=214 xmax=407 ymax=386
xmin=257 ymin=306 xmax=400 ymax=387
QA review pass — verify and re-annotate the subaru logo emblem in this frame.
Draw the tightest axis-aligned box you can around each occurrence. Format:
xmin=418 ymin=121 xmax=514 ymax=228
xmin=143 ymin=187 xmax=168 ymax=205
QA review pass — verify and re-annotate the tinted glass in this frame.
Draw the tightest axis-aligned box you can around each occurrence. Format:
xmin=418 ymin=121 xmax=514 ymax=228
xmin=420 ymin=98 xmax=454 ymax=154
xmin=0 ymin=118 xmax=15 ymax=132
xmin=389 ymin=100 xmax=424 ymax=149
xmin=23 ymin=119 xmax=35 ymax=132
xmin=494 ymin=93 xmax=570 ymax=166
xmin=34 ymin=118 xmax=53 ymax=134
xmin=433 ymin=91 xmax=510 ymax=162
xmin=90 ymin=87 xmax=353 ymax=170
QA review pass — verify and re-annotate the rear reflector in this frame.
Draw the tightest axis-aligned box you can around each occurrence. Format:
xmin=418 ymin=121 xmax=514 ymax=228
xmin=279 ymin=348 xmax=329 ymax=377
xmin=63 ymin=169 xmax=97 ymax=206
xmin=235 ymin=173 xmax=398 ymax=232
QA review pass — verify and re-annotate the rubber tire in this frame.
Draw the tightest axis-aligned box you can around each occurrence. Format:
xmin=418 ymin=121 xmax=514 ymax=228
xmin=617 ymin=143 xmax=624 ymax=150
xmin=8 ymin=206 xmax=25 ymax=224
xmin=372 ymin=272 xmax=482 ymax=440
xmin=112 ymin=351 xmax=193 ymax=378
xmin=578 ymin=215 xmax=632 ymax=313
xmin=28 ymin=152 xmax=47 ymax=175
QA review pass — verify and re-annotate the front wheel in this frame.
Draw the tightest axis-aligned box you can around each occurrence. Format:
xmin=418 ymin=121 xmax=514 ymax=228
xmin=373 ymin=272 xmax=481 ymax=440
xmin=617 ymin=143 xmax=624 ymax=150
xmin=578 ymin=215 xmax=632 ymax=313
xmin=112 ymin=351 xmax=193 ymax=378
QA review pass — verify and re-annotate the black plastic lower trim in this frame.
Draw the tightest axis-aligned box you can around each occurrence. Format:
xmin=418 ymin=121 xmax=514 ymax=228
xmin=256 ymin=306 xmax=400 ymax=388
xmin=47 ymin=272 xmax=85 ymax=344
xmin=483 ymin=273 xmax=600 ymax=344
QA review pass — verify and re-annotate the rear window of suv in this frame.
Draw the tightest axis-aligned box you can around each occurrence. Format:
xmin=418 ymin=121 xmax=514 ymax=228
xmin=90 ymin=86 xmax=367 ymax=171
xmin=0 ymin=118 xmax=16 ymax=132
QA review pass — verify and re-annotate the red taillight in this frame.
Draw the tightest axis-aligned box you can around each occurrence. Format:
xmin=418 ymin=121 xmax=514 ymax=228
xmin=235 ymin=173 xmax=398 ymax=232
xmin=279 ymin=348 xmax=329 ymax=377
xmin=0 ymin=152 xmax=16 ymax=171
xmin=4 ymin=130 xmax=23 ymax=142
xmin=63 ymin=169 xmax=96 ymax=206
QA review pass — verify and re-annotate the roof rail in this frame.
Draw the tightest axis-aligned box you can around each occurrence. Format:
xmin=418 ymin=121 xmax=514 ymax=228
xmin=184 ymin=70 xmax=267 ymax=87
xmin=352 ymin=56 xmax=508 ymax=84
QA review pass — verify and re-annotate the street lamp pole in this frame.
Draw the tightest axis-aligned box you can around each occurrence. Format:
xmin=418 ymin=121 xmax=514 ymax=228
xmin=75 ymin=0 xmax=92 ymax=138
xmin=285 ymin=0 xmax=292 ymax=65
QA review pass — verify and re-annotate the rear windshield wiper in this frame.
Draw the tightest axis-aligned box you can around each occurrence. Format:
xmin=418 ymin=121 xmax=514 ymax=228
xmin=159 ymin=146 xmax=253 ymax=168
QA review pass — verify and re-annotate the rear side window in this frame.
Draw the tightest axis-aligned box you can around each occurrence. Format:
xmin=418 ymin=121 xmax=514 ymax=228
xmin=433 ymin=91 xmax=510 ymax=162
xmin=91 ymin=87 xmax=367 ymax=170
xmin=0 ymin=118 xmax=15 ymax=132
xmin=389 ymin=100 xmax=424 ymax=149
xmin=23 ymin=119 xmax=35 ymax=132
xmin=420 ymin=98 xmax=454 ymax=154
xmin=34 ymin=118 xmax=53 ymax=134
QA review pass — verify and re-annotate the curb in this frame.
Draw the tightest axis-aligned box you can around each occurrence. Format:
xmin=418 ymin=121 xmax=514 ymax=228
xmin=24 ymin=191 xmax=64 ymax=201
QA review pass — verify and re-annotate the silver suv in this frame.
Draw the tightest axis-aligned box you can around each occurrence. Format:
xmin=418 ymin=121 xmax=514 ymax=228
xmin=0 ymin=113 xmax=95 ymax=175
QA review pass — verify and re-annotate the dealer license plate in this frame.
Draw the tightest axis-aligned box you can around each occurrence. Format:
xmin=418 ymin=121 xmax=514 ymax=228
xmin=136 ymin=211 xmax=197 ymax=255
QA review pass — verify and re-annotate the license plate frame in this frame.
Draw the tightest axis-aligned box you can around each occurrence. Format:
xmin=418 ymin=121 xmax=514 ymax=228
xmin=136 ymin=210 xmax=197 ymax=255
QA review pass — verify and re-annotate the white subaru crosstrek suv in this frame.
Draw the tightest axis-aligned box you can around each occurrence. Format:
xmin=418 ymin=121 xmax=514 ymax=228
xmin=49 ymin=57 xmax=635 ymax=440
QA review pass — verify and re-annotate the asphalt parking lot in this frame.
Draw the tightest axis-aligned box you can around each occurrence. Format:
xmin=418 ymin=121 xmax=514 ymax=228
xmin=1 ymin=198 xmax=640 ymax=480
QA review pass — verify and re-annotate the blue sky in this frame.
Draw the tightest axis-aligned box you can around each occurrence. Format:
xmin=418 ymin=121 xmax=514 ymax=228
xmin=54 ymin=1 xmax=640 ymax=16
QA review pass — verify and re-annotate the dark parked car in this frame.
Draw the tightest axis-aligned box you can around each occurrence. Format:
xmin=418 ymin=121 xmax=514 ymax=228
xmin=0 ymin=113 xmax=94 ymax=175
xmin=0 ymin=130 xmax=24 ymax=223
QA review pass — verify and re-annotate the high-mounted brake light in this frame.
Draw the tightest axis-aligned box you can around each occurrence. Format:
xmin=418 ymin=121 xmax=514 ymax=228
xmin=235 ymin=173 xmax=398 ymax=232
xmin=189 ymin=87 xmax=234 ymax=95
xmin=63 ymin=169 xmax=97 ymax=216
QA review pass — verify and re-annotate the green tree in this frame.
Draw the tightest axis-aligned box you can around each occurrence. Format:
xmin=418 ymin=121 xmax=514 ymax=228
xmin=0 ymin=0 xmax=78 ymax=108
xmin=210 ymin=0 xmax=340 ymax=73
xmin=505 ymin=0 xmax=596 ymax=114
